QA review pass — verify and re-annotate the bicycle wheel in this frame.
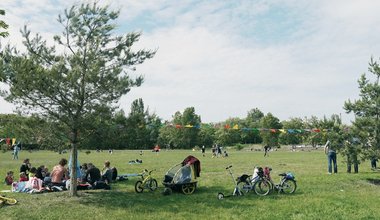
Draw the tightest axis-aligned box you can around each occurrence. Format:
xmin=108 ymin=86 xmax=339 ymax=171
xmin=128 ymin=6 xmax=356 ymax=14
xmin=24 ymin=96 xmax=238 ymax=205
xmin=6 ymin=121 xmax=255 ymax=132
xmin=135 ymin=181 xmax=144 ymax=193
xmin=237 ymin=180 xmax=251 ymax=194
xmin=149 ymin=179 xmax=158 ymax=191
xmin=181 ymin=183 xmax=196 ymax=195
xmin=281 ymin=179 xmax=297 ymax=194
xmin=217 ymin=193 xmax=224 ymax=200
xmin=253 ymin=179 xmax=271 ymax=196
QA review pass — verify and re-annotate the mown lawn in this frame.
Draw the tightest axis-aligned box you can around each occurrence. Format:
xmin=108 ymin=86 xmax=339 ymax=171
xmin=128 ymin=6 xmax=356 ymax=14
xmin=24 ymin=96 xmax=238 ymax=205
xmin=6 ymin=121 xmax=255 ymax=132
xmin=1 ymin=148 xmax=379 ymax=220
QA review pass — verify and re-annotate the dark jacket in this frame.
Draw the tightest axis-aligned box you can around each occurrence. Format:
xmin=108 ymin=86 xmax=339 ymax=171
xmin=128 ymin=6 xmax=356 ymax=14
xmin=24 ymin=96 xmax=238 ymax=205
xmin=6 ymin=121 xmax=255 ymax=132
xmin=86 ymin=167 xmax=101 ymax=184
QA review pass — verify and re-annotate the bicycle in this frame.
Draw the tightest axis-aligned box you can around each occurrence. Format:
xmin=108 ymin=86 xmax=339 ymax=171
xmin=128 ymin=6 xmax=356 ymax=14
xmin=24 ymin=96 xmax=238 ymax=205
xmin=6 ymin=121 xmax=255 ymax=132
xmin=236 ymin=167 xmax=272 ymax=196
xmin=271 ymin=172 xmax=297 ymax=194
xmin=0 ymin=195 xmax=18 ymax=206
xmin=134 ymin=169 xmax=158 ymax=193
xmin=217 ymin=165 xmax=244 ymax=199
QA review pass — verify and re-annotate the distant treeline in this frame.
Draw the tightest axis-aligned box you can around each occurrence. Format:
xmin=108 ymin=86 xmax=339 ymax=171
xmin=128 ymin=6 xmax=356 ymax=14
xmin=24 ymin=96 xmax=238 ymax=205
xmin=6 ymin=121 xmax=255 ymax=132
xmin=0 ymin=101 xmax=346 ymax=151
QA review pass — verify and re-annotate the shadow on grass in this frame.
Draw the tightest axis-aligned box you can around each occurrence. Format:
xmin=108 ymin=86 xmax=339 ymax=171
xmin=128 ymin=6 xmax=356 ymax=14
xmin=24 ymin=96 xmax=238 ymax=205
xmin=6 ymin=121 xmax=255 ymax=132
xmin=77 ymin=183 xmax=301 ymax=213
xmin=367 ymin=178 xmax=380 ymax=185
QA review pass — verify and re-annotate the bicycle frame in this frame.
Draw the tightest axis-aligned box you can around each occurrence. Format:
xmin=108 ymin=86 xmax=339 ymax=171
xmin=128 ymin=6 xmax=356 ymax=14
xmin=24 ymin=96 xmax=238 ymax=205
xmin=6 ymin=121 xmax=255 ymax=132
xmin=140 ymin=169 xmax=155 ymax=187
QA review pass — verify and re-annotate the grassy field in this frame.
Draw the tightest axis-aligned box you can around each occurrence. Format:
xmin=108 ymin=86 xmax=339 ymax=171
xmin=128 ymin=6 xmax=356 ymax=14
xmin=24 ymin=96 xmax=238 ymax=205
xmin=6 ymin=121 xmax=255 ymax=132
xmin=1 ymin=148 xmax=379 ymax=220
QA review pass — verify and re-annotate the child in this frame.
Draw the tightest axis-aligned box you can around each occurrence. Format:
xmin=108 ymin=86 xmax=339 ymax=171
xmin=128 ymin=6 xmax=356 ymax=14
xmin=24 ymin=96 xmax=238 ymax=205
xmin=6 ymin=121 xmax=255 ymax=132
xmin=224 ymin=151 xmax=229 ymax=157
xmin=19 ymin=172 xmax=28 ymax=182
xmin=28 ymin=167 xmax=37 ymax=179
xmin=25 ymin=172 xmax=44 ymax=193
xmin=5 ymin=171 xmax=14 ymax=185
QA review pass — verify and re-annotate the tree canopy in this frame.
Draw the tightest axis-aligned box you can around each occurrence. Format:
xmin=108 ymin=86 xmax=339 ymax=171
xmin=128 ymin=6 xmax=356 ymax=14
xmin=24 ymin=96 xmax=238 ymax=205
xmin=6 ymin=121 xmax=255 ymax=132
xmin=0 ymin=3 xmax=155 ymax=196
xmin=344 ymin=57 xmax=380 ymax=159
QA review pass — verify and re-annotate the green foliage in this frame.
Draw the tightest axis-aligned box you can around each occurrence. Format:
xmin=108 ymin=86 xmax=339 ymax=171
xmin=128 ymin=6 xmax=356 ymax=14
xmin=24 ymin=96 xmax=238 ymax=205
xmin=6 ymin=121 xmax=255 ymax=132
xmin=344 ymin=57 xmax=380 ymax=160
xmin=260 ymin=113 xmax=282 ymax=147
xmin=304 ymin=116 xmax=324 ymax=147
xmin=0 ymin=9 xmax=9 ymax=38
xmin=235 ymin=143 xmax=245 ymax=151
xmin=241 ymin=108 xmax=263 ymax=144
xmin=158 ymin=107 xmax=201 ymax=149
xmin=279 ymin=117 xmax=304 ymax=146
xmin=197 ymin=124 xmax=216 ymax=147
xmin=0 ymin=2 xmax=155 ymax=196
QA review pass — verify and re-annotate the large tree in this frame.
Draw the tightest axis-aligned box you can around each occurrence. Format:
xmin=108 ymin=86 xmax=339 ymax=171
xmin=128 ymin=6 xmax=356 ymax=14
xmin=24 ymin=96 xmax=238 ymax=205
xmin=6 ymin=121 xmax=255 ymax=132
xmin=344 ymin=57 xmax=380 ymax=160
xmin=0 ymin=3 xmax=155 ymax=196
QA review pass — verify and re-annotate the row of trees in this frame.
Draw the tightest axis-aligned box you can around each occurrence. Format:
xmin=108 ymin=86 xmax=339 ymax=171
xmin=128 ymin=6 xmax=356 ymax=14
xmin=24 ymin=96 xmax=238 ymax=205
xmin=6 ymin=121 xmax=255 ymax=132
xmin=0 ymin=103 xmax=346 ymax=150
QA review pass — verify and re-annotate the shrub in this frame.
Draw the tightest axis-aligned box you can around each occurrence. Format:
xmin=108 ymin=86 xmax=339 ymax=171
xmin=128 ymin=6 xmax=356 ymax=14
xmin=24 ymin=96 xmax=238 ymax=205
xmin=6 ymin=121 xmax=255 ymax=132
xmin=235 ymin=144 xmax=245 ymax=151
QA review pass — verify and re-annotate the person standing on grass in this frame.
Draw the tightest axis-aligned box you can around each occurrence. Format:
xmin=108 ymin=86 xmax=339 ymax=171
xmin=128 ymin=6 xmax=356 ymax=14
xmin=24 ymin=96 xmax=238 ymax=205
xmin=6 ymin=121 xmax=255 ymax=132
xmin=264 ymin=145 xmax=270 ymax=157
xmin=13 ymin=143 xmax=20 ymax=160
xmin=324 ymin=140 xmax=337 ymax=174
xmin=201 ymin=145 xmax=205 ymax=157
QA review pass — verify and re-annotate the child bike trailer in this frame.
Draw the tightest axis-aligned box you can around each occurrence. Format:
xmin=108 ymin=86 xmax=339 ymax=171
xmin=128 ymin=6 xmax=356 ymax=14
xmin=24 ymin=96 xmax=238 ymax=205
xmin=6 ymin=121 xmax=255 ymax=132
xmin=162 ymin=155 xmax=201 ymax=195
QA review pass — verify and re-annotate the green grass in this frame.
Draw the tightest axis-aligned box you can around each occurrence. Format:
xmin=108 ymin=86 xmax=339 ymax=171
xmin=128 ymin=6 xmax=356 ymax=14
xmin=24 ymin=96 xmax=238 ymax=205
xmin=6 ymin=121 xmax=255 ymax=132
xmin=1 ymin=149 xmax=379 ymax=220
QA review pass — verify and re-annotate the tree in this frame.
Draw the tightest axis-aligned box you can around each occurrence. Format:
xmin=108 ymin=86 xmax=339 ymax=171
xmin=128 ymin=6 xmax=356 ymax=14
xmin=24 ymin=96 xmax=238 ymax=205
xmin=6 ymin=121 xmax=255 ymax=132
xmin=260 ymin=113 xmax=282 ymax=147
xmin=0 ymin=3 xmax=155 ymax=196
xmin=197 ymin=124 xmax=216 ymax=147
xmin=0 ymin=9 xmax=9 ymax=38
xmin=158 ymin=107 xmax=201 ymax=149
xmin=279 ymin=117 xmax=304 ymax=146
xmin=125 ymin=98 xmax=161 ymax=149
xmin=344 ymin=57 xmax=380 ymax=160
xmin=242 ymin=108 xmax=263 ymax=144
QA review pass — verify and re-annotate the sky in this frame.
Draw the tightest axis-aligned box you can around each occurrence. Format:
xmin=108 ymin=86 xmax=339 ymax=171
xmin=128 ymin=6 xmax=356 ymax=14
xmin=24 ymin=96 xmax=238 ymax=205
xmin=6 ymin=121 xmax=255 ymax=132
xmin=1 ymin=0 xmax=380 ymax=124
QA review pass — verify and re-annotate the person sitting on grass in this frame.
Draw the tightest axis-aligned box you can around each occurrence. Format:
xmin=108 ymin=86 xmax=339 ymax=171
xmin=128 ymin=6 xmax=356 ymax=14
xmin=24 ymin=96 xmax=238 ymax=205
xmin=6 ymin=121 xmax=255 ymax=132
xmin=4 ymin=171 xmax=14 ymax=185
xmin=50 ymin=158 xmax=69 ymax=188
xmin=25 ymin=171 xmax=44 ymax=193
xmin=101 ymin=161 xmax=113 ymax=184
xmin=85 ymin=163 xmax=101 ymax=186
xmin=19 ymin=172 xmax=28 ymax=182
xmin=80 ymin=163 xmax=88 ymax=183
xmin=19 ymin=158 xmax=31 ymax=180
xmin=28 ymin=167 xmax=37 ymax=179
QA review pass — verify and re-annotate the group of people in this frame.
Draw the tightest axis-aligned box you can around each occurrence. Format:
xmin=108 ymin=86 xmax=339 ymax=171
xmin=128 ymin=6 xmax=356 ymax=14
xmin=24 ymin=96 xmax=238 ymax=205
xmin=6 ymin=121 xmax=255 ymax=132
xmin=5 ymin=158 xmax=116 ymax=193
xmin=210 ymin=144 xmax=228 ymax=158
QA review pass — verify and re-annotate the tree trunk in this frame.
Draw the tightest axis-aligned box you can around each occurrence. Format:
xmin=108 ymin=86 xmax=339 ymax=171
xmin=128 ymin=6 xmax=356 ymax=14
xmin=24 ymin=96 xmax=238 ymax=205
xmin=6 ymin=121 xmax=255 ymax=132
xmin=69 ymin=130 xmax=78 ymax=197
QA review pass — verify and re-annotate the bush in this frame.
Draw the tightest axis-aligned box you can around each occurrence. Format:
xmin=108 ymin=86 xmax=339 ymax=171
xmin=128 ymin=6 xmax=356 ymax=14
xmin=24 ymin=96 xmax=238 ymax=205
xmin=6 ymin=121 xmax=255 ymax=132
xmin=85 ymin=150 xmax=91 ymax=155
xmin=1 ymin=144 xmax=8 ymax=153
xmin=235 ymin=144 xmax=245 ymax=151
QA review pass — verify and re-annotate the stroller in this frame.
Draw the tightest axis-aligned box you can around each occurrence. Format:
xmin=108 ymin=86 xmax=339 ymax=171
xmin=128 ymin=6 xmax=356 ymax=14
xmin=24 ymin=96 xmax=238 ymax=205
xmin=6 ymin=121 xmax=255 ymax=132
xmin=162 ymin=155 xmax=201 ymax=195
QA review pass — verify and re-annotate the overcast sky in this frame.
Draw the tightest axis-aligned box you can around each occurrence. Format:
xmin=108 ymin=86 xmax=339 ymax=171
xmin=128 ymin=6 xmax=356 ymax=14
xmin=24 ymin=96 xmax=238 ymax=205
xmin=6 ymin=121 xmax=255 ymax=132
xmin=1 ymin=0 xmax=379 ymax=124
